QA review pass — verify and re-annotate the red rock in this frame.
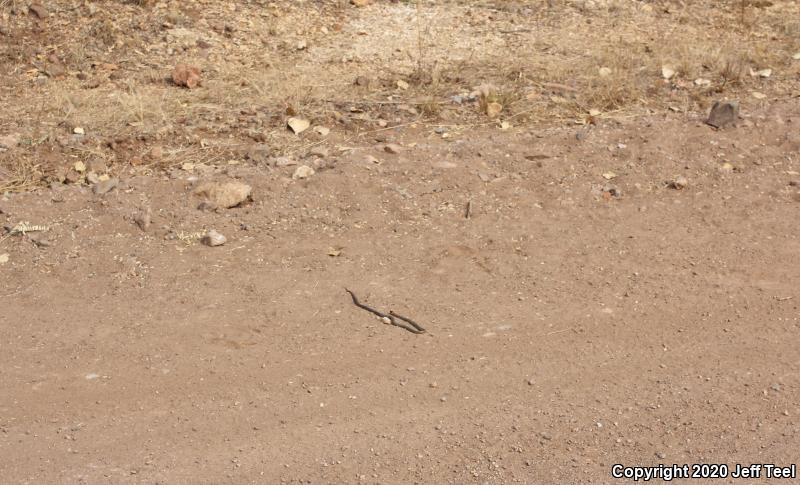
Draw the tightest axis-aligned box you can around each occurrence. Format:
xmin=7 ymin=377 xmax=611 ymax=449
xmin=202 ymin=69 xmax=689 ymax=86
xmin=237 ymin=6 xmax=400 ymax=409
xmin=171 ymin=63 xmax=201 ymax=89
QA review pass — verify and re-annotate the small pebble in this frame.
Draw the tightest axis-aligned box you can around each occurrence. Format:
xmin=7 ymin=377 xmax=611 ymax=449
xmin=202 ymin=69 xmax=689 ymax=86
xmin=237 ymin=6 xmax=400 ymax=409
xmin=671 ymin=176 xmax=689 ymax=190
xmin=292 ymin=165 xmax=315 ymax=180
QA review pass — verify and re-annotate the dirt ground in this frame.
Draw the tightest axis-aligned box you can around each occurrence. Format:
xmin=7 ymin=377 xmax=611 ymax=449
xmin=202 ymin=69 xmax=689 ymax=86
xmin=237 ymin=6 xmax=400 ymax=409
xmin=2 ymin=1 xmax=800 ymax=484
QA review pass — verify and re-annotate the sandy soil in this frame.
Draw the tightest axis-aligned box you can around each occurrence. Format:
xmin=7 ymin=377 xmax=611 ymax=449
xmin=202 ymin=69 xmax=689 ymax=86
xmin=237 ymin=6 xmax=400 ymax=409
xmin=2 ymin=99 xmax=800 ymax=483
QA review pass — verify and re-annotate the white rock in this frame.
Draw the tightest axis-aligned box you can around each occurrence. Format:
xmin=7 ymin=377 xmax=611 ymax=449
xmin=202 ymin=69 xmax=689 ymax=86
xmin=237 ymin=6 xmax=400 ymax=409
xmin=73 ymin=127 xmax=85 ymax=135
xmin=671 ymin=176 xmax=688 ymax=189
xmin=287 ymin=117 xmax=310 ymax=134
xmin=292 ymin=165 xmax=315 ymax=179
xmin=201 ymin=230 xmax=226 ymax=247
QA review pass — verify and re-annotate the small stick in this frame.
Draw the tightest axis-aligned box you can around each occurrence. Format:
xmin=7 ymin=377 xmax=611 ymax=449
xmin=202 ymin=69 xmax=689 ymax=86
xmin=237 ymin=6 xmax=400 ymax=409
xmin=464 ymin=199 xmax=472 ymax=219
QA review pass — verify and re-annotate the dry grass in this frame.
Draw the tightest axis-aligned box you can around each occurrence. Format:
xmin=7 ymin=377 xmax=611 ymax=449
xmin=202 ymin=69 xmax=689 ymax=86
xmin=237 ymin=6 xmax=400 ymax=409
xmin=1 ymin=0 xmax=799 ymax=191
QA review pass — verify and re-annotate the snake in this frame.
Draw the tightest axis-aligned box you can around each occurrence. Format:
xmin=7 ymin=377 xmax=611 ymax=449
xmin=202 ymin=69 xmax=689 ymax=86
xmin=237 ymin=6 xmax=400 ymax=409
xmin=345 ymin=288 xmax=426 ymax=334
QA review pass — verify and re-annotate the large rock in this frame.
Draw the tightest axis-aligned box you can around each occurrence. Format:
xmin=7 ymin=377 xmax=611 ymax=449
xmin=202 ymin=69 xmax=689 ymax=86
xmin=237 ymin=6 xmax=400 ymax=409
xmin=706 ymin=101 xmax=739 ymax=129
xmin=194 ymin=180 xmax=252 ymax=208
xmin=172 ymin=63 xmax=201 ymax=89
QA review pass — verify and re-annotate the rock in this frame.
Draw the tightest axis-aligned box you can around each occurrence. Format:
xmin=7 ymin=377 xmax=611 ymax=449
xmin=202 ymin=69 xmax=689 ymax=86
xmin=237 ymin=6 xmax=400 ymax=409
xmin=661 ymin=65 xmax=676 ymax=80
xmin=93 ymin=178 xmax=119 ymax=195
xmin=354 ymin=75 xmax=370 ymax=87
xmin=485 ymin=102 xmax=503 ymax=119
xmin=287 ymin=117 xmax=310 ymax=134
xmin=201 ymin=230 xmax=226 ymax=247
xmin=0 ymin=133 xmax=20 ymax=151
xmin=670 ymin=175 xmax=689 ymax=189
xmin=750 ymin=68 xmax=772 ymax=78
xmin=194 ymin=181 xmax=252 ymax=208
xmin=86 ymin=172 xmax=100 ymax=184
xmin=706 ymin=100 xmax=739 ymax=129
xmin=292 ymin=165 xmax=315 ymax=180
xmin=0 ymin=253 xmax=8 ymax=264
xmin=308 ymin=146 xmax=329 ymax=158
xmin=172 ymin=63 xmax=201 ymax=89
xmin=396 ymin=79 xmax=409 ymax=90
xmin=64 ymin=170 xmax=83 ymax=184
xmin=311 ymin=159 xmax=329 ymax=170
xmin=383 ymin=143 xmax=402 ymax=154
xmin=73 ymin=127 xmax=85 ymax=135
xmin=28 ymin=3 xmax=48 ymax=19
xmin=720 ymin=162 xmax=734 ymax=173
xmin=247 ymin=144 xmax=271 ymax=164
xmin=598 ymin=67 xmax=612 ymax=77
